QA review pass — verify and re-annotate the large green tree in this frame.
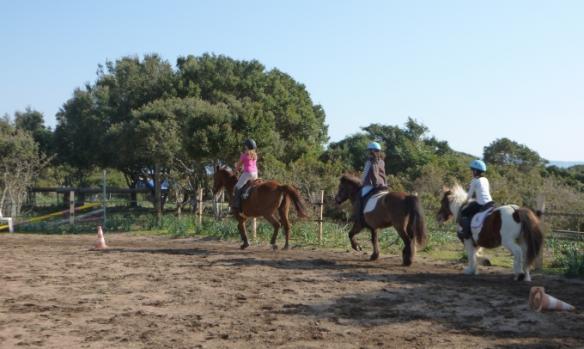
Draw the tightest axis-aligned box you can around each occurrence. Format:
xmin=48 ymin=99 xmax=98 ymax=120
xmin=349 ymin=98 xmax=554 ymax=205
xmin=0 ymin=116 xmax=50 ymax=217
xmin=483 ymin=138 xmax=547 ymax=171
xmin=55 ymin=53 xmax=328 ymax=215
xmin=55 ymin=54 xmax=177 ymax=188
xmin=324 ymin=118 xmax=452 ymax=181
xmin=320 ymin=133 xmax=371 ymax=172
xmin=176 ymin=54 xmax=328 ymax=164
xmin=14 ymin=107 xmax=53 ymax=156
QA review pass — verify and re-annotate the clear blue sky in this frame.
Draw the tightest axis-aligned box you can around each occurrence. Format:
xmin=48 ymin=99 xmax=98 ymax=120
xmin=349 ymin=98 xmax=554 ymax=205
xmin=1 ymin=1 xmax=583 ymax=161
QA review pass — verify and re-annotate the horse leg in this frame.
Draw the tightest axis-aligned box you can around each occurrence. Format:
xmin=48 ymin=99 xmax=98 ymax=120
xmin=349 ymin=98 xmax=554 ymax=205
xmin=348 ymin=223 xmax=363 ymax=252
xmin=502 ymin=235 xmax=525 ymax=281
xmin=237 ymin=216 xmax=250 ymax=249
xmin=395 ymin=225 xmax=413 ymax=266
xmin=520 ymin=240 xmax=532 ymax=282
xmin=278 ymin=204 xmax=291 ymax=250
xmin=369 ymin=228 xmax=380 ymax=261
xmin=463 ymin=238 xmax=478 ymax=275
xmin=264 ymin=214 xmax=281 ymax=250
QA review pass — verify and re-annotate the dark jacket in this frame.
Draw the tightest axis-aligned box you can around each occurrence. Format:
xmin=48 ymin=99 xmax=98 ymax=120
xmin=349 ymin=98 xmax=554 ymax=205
xmin=363 ymin=157 xmax=387 ymax=188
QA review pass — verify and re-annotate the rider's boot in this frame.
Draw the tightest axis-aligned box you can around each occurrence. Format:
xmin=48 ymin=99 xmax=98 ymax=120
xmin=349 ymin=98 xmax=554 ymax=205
xmin=353 ymin=196 xmax=367 ymax=227
xmin=457 ymin=216 xmax=472 ymax=240
xmin=230 ymin=188 xmax=241 ymax=212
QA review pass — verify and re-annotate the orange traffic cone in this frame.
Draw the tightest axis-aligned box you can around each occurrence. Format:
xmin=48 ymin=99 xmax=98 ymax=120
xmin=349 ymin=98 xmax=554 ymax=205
xmin=529 ymin=286 xmax=575 ymax=312
xmin=94 ymin=225 xmax=108 ymax=250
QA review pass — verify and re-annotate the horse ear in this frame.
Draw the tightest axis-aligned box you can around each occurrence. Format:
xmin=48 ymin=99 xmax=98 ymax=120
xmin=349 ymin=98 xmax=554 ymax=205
xmin=215 ymin=165 xmax=220 ymax=171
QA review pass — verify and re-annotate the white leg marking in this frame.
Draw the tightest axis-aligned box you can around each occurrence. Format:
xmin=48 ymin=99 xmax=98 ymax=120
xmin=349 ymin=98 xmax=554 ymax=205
xmin=463 ymin=239 xmax=478 ymax=275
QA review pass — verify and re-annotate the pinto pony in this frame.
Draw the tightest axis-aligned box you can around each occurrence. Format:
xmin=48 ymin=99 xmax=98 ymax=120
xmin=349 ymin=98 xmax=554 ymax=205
xmin=334 ymin=175 xmax=427 ymax=265
xmin=212 ymin=165 xmax=308 ymax=250
xmin=437 ymin=184 xmax=544 ymax=281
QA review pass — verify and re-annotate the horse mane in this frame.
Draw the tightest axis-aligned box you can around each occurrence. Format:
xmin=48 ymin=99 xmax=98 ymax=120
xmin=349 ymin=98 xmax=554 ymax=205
xmin=341 ymin=174 xmax=362 ymax=186
xmin=449 ymin=183 xmax=468 ymax=205
xmin=216 ymin=165 xmax=235 ymax=177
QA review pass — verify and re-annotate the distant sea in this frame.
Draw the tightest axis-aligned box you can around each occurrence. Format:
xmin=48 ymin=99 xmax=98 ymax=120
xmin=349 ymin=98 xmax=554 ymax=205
xmin=547 ymin=161 xmax=584 ymax=168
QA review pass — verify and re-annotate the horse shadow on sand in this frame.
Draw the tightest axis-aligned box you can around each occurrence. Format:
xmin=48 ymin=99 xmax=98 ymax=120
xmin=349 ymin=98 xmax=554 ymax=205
xmin=206 ymin=255 xmax=395 ymax=271
xmin=97 ymin=247 xmax=211 ymax=256
xmin=275 ymin=271 xmax=584 ymax=347
xmin=90 ymin=237 xmax=249 ymax=257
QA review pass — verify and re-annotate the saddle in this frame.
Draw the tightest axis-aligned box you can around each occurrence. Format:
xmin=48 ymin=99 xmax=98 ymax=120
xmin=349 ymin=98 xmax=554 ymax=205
xmin=356 ymin=186 xmax=388 ymax=228
xmin=363 ymin=189 xmax=389 ymax=214
xmin=240 ymin=179 xmax=263 ymax=200
xmin=470 ymin=207 xmax=496 ymax=235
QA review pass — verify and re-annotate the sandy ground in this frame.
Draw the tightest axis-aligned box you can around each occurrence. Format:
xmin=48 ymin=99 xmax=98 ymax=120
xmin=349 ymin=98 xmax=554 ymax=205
xmin=1 ymin=233 xmax=583 ymax=349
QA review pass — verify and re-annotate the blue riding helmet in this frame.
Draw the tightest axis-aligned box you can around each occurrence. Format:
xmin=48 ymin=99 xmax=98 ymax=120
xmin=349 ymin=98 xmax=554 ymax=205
xmin=244 ymin=139 xmax=257 ymax=150
xmin=367 ymin=142 xmax=382 ymax=151
xmin=470 ymin=159 xmax=487 ymax=172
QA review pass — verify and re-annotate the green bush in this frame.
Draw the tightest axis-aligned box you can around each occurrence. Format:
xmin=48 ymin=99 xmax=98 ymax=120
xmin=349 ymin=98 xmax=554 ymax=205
xmin=560 ymin=245 xmax=584 ymax=278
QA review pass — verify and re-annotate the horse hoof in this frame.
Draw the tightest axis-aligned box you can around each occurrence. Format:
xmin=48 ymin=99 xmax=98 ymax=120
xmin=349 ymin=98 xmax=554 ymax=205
xmin=283 ymin=245 xmax=290 ymax=251
xmin=370 ymin=254 xmax=379 ymax=261
xmin=402 ymin=260 xmax=412 ymax=266
xmin=272 ymin=244 xmax=278 ymax=251
xmin=478 ymin=257 xmax=492 ymax=266
xmin=240 ymin=242 xmax=250 ymax=250
xmin=463 ymin=267 xmax=478 ymax=275
xmin=515 ymin=273 xmax=526 ymax=281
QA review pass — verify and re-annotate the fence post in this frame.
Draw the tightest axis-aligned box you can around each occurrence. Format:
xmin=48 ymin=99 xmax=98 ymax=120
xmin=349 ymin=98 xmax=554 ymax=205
xmin=102 ymin=170 xmax=107 ymax=229
xmin=212 ymin=192 xmax=218 ymax=219
xmin=221 ymin=190 xmax=225 ymax=218
xmin=213 ymin=190 xmax=225 ymax=219
xmin=69 ymin=190 xmax=75 ymax=225
xmin=197 ymin=188 xmax=204 ymax=226
xmin=318 ymin=190 xmax=324 ymax=243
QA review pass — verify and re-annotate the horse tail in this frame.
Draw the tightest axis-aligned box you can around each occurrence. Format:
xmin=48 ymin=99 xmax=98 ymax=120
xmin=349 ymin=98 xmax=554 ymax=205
xmin=405 ymin=195 xmax=427 ymax=246
xmin=516 ymin=208 xmax=544 ymax=266
xmin=278 ymin=185 xmax=308 ymax=218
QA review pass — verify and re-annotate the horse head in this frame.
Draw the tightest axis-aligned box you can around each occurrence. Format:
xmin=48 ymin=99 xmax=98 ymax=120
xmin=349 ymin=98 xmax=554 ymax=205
xmin=212 ymin=165 xmax=236 ymax=195
xmin=436 ymin=184 xmax=467 ymax=223
xmin=437 ymin=188 xmax=454 ymax=223
xmin=335 ymin=175 xmax=361 ymax=205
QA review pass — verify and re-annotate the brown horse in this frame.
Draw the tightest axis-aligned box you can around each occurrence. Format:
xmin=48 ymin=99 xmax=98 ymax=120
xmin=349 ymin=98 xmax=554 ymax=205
xmin=212 ymin=165 xmax=308 ymax=250
xmin=437 ymin=184 xmax=543 ymax=281
xmin=334 ymin=175 xmax=427 ymax=265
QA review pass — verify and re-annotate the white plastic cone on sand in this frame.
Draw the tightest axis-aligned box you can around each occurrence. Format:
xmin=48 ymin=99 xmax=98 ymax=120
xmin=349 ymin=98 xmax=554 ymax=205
xmin=529 ymin=286 xmax=575 ymax=312
xmin=94 ymin=225 xmax=108 ymax=249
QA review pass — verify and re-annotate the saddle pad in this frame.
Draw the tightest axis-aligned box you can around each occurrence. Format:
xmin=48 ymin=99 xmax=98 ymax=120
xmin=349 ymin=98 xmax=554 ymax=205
xmin=471 ymin=207 xmax=496 ymax=234
xmin=363 ymin=191 xmax=389 ymax=214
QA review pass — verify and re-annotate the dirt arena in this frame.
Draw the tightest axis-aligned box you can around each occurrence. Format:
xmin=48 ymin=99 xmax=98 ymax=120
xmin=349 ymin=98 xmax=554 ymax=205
xmin=1 ymin=234 xmax=583 ymax=349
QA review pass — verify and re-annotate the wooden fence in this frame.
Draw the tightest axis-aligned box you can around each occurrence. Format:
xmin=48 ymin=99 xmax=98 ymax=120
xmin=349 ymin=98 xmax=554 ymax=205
xmin=534 ymin=197 xmax=584 ymax=269
xmin=18 ymin=188 xmax=584 ymax=247
xmin=540 ymin=210 xmax=584 ymax=240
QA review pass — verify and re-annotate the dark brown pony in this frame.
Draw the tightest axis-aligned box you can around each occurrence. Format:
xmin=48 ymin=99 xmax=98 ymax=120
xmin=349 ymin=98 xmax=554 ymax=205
xmin=334 ymin=175 xmax=427 ymax=265
xmin=212 ymin=165 xmax=308 ymax=250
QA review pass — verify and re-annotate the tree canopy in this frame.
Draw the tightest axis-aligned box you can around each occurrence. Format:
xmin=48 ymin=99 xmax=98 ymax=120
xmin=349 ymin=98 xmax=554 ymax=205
xmin=0 ymin=116 xmax=49 ymax=216
xmin=483 ymin=138 xmax=547 ymax=171
xmin=54 ymin=53 xmax=329 ymax=187
xmin=8 ymin=52 xmax=584 ymax=221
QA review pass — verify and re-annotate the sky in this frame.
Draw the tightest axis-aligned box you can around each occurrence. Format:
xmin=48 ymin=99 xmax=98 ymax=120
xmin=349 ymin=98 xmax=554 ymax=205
xmin=1 ymin=0 xmax=583 ymax=161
